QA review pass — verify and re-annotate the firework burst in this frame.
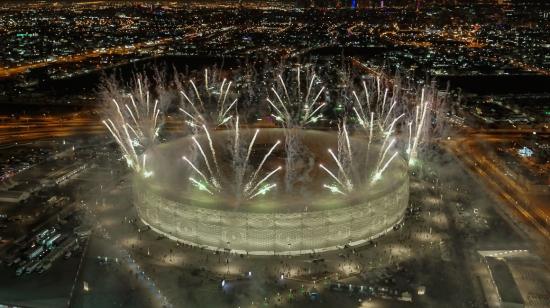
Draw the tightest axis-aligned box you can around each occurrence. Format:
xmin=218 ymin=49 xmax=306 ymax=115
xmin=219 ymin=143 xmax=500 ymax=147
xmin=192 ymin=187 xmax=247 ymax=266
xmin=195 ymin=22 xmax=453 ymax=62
xmin=101 ymin=65 xmax=447 ymax=200
xmin=100 ymin=73 xmax=167 ymax=175
xmin=181 ymin=118 xmax=281 ymax=200
xmin=176 ymin=68 xmax=238 ymax=128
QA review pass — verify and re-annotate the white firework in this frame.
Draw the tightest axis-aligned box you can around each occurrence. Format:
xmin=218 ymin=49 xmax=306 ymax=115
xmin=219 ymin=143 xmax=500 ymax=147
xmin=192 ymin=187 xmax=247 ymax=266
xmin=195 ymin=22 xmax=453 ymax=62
xmin=177 ymin=68 xmax=238 ymax=128
xmin=182 ymin=118 xmax=281 ymax=200
xmin=101 ymin=74 xmax=165 ymax=176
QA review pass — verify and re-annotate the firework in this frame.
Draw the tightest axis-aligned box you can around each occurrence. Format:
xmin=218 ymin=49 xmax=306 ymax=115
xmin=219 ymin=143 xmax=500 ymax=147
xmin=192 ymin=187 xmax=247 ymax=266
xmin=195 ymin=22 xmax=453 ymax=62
xmin=102 ymin=65 xmax=445 ymax=200
xmin=177 ymin=68 xmax=238 ymax=127
xmin=182 ymin=120 xmax=281 ymax=200
xmin=267 ymin=65 xmax=328 ymax=191
xmin=101 ymin=74 xmax=166 ymax=175
xmin=268 ymin=65 xmax=326 ymax=128
xmin=348 ymin=72 xmax=439 ymax=175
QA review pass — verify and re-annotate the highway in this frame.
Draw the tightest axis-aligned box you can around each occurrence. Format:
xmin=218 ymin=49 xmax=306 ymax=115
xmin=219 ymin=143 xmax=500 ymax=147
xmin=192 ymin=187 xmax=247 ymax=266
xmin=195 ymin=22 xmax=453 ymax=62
xmin=443 ymin=130 xmax=550 ymax=245
xmin=0 ymin=113 xmax=192 ymax=145
xmin=0 ymin=114 xmax=104 ymax=144
xmin=0 ymin=38 xmax=174 ymax=79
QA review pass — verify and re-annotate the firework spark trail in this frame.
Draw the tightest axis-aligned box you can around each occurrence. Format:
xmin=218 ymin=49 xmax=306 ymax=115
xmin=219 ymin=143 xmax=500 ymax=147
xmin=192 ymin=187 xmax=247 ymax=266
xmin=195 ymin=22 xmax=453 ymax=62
xmin=327 ymin=149 xmax=353 ymax=191
xmin=267 ymin=99 xmax=286 ymax=122
xmin=201 ymin=125 xmax=221 ymax=177
xmin=297 ymin=67 xmax=301 ymax=101
xmin=349 ymin=71 xmax=442 ymax=181
xmin=376 ymin=138 xmax=396 ymax=174
xmin=249 ymin=183 xmax=277 ymax=200
xmin=380 ymin=88 xmax=388 ymax=116
xmin=229 ymin=117 xmax=247 ymax=195
xmin=362 ymin=80 xmax=370 ymax=112
xmin=219 ymin=81 xmax=234 ymax=121
xmin=138 ymin=78 xmax=143 ymax=100
xmin=373 ymin=151 xmax=398 ymax=182
xmin=189 ymin=177 xmax=213 ymax=195
xmin=190 ymin=80 xmax=204 ymax=109
xmin=191 ymin=136 xmax=219 ymax=188
xmin=153 ymin=100 xmax=160 ymax=128
xmin=106 ymin=116 xmax=139 ymax=171
xmin=146 ymin=91 xmax=150 ymax=117
xmin=180 ymin=91 xmax=204 ymax=124
xmin=414 ymin=105 xmax=420 ymax=130
xmin=245 ymin=140 xmax=281 ymax=191
xmin=103 ymin=120 xmax=139 ymax=171
xmin=179 ymin=107 xmax=199 ymax=123
xmin=352 ymin=107 xmax=365 ymax=127
xmin=179 ymin=91 xmax=204 ymax=124
xmin=122 ymin=124 xmax=138 ymax=165
xmin=334 ymin=121 xmax=354 ymax=187
xmin=352 ymin=89 xmax=368 ymax=121
xmin=270 ymin=88 xmax=290 ymax=122
xmin=129 ymin=95 xmax=139 ymax=119
xmin=142 ymin=154 xmax=153 ymax=178
xmin=319 ymin=163 xmax=346 ymax=190
xmin=217 ymin=78 xmax=226 ymax=104
xmin=366 ymin=112 xmax=374 ymax=156
xmin=233 ymin=116 xmax=240 ymax=161
xmin=304 ymin=101 xmax=326 ymax=124
xmin=343 ymin=124 xmax=353 ymax=165
xmin=221 ymin=99 xmax=237 ymax=121
xmin=348 ymin=72 xmax=436 ymax=184
xmin=407 ymin=121 xmax=413 ymax=154
xmin=382 ymin=99 xmax=398 ymax=127
xmin=182 ymin=156 xmax=211 ymax=187
xmin=205 ymin=68 xmax=209 ymax=91
xmin=142 ymin=154 xmax=147 ymax=172
xmin=303 ymin=87 xmax=326 ymax=121
xmin=323 ymin=184 xmax=345 ymax=195
xmin=279 ymin=74 xmax=291 ymax=106
xmin=304 ymin=72 xmax=316 ymax=103
xmin=124 ymin=104 xmax=140 ymax=131
xmin=247 ymin=166 xmax=282 ymax=197
xmin=230 ymin=124 xmax=280 ymax=198
xmin=384 ymin=113 xmax=405 ymax=136
xmin=129 ymin=94 xmax=161 ymax=143
xmin=409 ymin=89 xmax=429 ymax=164
xmin=183 ymin=113 xmax=280 ymax=199
xmin=244 ymin=129 xmax=260 ymax=172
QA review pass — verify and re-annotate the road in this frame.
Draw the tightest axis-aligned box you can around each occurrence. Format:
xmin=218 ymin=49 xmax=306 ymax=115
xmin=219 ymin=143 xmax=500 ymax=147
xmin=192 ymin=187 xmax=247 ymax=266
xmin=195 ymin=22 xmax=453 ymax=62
xmin=443 ymin=130 xmax=550 ymax=245
xmin=0 ymin=38 xmax=174 ymax=79
xmin=351 ymin=56 xmax=549 ymax=244
xmin=0 ymin=113 xmax=191 ymax=145
xmin=0 ymin=114 xmax=104 ymax=144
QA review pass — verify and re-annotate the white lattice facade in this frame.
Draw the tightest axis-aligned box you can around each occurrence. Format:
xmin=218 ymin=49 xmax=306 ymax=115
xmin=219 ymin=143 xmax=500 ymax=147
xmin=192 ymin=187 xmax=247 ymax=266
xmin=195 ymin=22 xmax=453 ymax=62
xmin=134 ymin=177 xmax=408 ymax=255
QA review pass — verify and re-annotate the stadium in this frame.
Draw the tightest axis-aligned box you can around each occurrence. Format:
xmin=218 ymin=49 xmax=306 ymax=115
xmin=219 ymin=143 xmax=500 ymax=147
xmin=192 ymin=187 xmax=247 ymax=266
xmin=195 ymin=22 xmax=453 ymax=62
xmin=133 ymin=128 xmax=409 ymax=255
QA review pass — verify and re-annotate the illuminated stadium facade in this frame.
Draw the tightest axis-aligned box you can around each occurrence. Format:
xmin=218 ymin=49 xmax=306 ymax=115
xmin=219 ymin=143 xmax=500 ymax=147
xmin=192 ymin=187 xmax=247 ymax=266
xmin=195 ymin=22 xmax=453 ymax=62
xmin=134 ymin=129 xmax=409 ymax=255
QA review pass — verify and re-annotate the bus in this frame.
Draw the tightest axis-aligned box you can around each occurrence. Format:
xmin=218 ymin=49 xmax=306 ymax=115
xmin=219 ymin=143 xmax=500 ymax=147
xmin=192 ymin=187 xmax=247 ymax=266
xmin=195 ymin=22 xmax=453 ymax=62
xmin=27 ymin=246 xmax=44 ymax=260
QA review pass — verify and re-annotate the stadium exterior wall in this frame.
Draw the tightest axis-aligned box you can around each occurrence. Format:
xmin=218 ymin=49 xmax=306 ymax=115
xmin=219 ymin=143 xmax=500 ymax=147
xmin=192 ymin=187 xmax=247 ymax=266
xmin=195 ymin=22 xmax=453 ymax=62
xmin=134 ymin=177 xmax=409 ymax=255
